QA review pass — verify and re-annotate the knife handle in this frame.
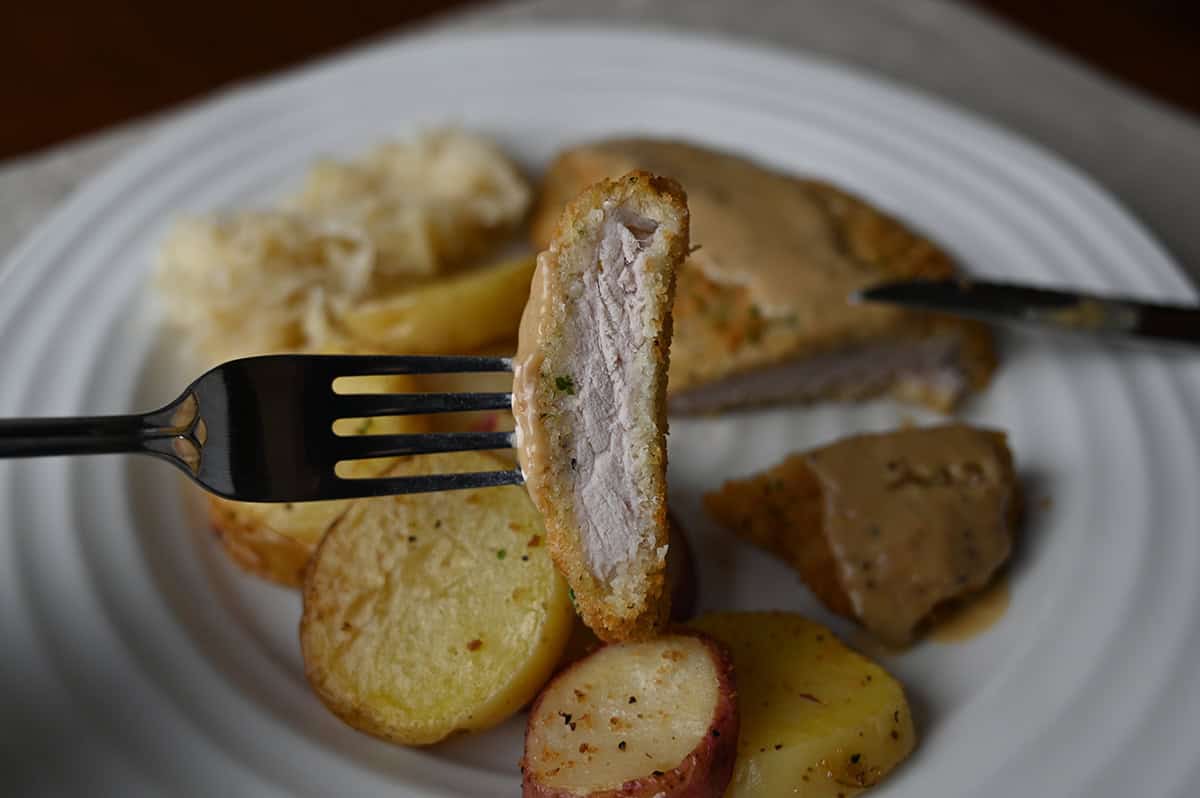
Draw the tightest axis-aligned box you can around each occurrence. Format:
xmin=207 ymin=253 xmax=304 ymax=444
xmin=1133 ymin=303 xmax=1200 ymax=345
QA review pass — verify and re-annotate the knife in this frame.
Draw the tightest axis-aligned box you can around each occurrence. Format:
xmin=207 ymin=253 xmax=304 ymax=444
xmin=854 ymin=279 xmax=1200 ymax=347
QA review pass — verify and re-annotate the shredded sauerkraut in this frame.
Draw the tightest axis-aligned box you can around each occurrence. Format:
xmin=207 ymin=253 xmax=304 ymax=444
xmin=289 ymin=129 xmax=531 ymax=277
xmin=155 ymin=130 xmax=531 ymax=364
xmin=156 ymin=212 xmax=370 ymax=363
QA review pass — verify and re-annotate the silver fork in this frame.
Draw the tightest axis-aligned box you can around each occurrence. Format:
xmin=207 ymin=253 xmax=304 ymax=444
xmin=0 ymin=354 xmax=521 ymax=502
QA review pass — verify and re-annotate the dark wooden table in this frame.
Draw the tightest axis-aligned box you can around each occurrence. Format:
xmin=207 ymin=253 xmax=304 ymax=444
xmin=2 ymin=0 xmax=1196 ymax=160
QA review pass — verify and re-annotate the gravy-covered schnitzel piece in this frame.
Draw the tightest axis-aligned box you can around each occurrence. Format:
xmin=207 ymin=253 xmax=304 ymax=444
xmin=514 ymin=171 xmax=689 ymax=641
xmin=706 ymin=425 xmax=1020 ymax=646
xmin=533 ymin=139 xmax=995 ymax=414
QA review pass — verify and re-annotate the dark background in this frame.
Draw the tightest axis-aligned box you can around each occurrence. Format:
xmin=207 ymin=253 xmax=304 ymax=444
xmin=3 ymin=0 xmax=1197 ymax=160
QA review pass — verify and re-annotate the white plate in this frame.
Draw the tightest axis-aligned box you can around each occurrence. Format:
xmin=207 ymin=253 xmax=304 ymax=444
xmin=2 ymin=27 xmax=1199 ymax=797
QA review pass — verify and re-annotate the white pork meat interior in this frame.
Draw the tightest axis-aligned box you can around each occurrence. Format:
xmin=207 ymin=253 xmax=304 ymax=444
xmin=669 ymin=336 xmax=970 ymax=413
xmin=567 ymin=206 xmax=664 ymax=582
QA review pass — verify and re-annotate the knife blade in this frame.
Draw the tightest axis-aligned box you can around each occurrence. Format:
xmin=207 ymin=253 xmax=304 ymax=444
xmin=855 ymin=279 xmax=1200 ymax=347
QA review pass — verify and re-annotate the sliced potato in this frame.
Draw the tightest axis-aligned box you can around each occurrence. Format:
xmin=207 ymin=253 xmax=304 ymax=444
xmin=690 ymin=612 xmax=915 ymax=797
xmin=207 ymin=497 xmax=343 ymax=586
xmin=523 ymin=633 xmax=738 ymax=798
xmin=208 ymin=497 xmax=318 ymax=586
xmin=339 ymin=254 xmax=534 ymax=353
xmin=301 ymin=452 xmax=574 ymax=745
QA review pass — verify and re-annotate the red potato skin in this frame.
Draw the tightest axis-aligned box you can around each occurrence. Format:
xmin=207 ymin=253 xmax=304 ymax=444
xmin=522 ymin=632 xmax=738 ymax=798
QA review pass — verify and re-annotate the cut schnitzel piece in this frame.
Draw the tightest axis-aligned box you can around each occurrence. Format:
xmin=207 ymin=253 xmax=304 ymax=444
xmin=532 ymin=138 xmax=996 ymax=414
xmin=555 ymin=515 xmax=703 ymax=672
xmin=706 ymin=425 xmax=1020 ymax=646
xmin=514 ymin=171 xmax=690 ymax=642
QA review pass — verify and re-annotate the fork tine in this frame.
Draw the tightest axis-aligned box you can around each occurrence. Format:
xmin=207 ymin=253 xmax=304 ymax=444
xmin=320 ymin=354 xmax=513 ymax=378
xmin=335 ymin=431 xmax=515 ymax=461
xmin=327 ymin=468 xmax=525 ymax=498
xmin=333 ymin=392 xmax=512 ymax=418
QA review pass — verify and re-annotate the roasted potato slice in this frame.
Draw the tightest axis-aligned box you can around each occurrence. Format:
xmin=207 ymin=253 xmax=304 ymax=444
xmin=338 ymin=254 xmax=534 ymax=353
xmin=691 ymin=612 xmax=916 ymax=797
xmin=209 ymin=497 xmax=340 ymax=586
xmin=522 ymin=632 xmax=738 ymax=798
xmin=301 ymin=451 xmax=575 ymax=745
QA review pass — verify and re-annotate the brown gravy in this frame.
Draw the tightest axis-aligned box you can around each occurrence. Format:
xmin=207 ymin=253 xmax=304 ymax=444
xmin=930 ymin=577 xmax=1011 ymax=643
xmin=805 ymin=425 xmax=1017 ymax=646
xmin=590 ymin=140 xmax=889 ymax=319
xmin=512 ymin=251 xmax=551 ymax=489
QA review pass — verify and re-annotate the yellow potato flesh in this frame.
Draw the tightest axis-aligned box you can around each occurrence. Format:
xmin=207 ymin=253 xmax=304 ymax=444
xmin=338 ymin=254 xmax=534 ymax=354
xmin=301 ymin=452 xmax=575 ymax=745
xmin=691 ymin=612 xmax=915 ymax=797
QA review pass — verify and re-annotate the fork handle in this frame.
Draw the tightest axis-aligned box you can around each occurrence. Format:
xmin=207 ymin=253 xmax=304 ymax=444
xmin=0 ymin=414 xmax=160 ymax=458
